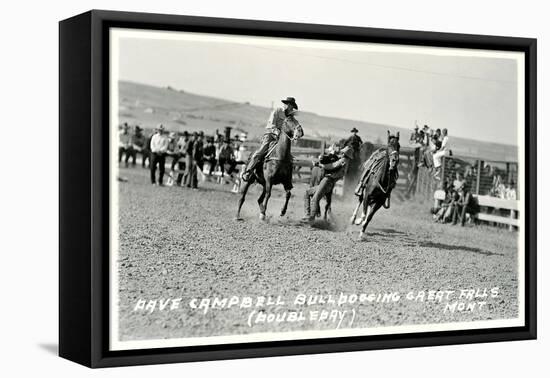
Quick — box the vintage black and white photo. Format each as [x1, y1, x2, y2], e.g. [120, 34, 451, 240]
[108, 28, 525, 351]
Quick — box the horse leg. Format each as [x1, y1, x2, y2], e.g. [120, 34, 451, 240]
[259, 180, 272, 221]
[236, 179, 253, 220]
[350, 193, 363, 225]
[356, 189, 374, 225]
[359, 201, 382, 240]
[324, 192, 332, 221]
[257, 184, 266, 215]
[280, 189, 291, 216]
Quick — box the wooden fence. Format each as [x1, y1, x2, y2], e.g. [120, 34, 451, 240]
[434, 190, 518, 230]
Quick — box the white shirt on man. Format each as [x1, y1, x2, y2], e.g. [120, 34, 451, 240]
[150, 132, 169, 153]
[440, 135, 450, 152]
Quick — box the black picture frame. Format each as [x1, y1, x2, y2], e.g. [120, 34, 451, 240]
[59, 9, 537, 368]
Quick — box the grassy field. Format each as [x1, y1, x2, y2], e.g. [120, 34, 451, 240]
[116, 166, 519, 342]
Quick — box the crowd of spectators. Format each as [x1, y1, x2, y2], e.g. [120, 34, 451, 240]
[409, 123, 451, 180]
[432, 172, 479, 226]
[118, 122, 246, 188]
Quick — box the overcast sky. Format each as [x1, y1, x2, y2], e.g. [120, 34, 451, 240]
[117, 32, 520, 146]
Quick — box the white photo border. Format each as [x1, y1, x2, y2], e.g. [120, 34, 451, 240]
[108, 27, 526, 351]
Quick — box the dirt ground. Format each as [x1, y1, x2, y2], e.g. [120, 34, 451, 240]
[116, 167, 519, 342]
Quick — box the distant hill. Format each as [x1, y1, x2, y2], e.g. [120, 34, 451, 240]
[118, 80, 518, 162]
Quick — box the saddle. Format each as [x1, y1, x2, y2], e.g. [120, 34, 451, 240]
[355, 148, 397, 196]
[264, 140, 296, 162]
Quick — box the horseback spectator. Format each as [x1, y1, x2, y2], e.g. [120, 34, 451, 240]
[345, 127, 363, 154]
[304, 146, 354, 222]
[242, 96, 300, 181]
[149, 125, 170, 186]
[344, 127, 363, 196]
[118, 123, 132, 167]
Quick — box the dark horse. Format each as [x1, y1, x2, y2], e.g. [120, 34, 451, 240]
[350, 131, 400, 239]
[236, 119, 303, 220]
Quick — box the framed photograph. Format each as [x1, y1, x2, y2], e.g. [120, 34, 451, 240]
[59, 10, 536, 368]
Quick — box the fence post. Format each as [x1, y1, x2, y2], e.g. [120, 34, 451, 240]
[509, 210, 515, 231]
[476, 160, 482, 195]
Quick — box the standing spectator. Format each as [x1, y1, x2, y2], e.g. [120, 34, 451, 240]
[118, 123, 132, 167]
[194, 131, 205, 172]
[184, 132, 196, 187]
[214, 129, 224, 146]
[405, 146, 421, 199]
[173, 131, 189, 185]
[166, 132, 178, 171]
[185, 132, 205, 189]
[234, 140, 247, 165]
[130, 126, 146, 167]
[218, 138, 235, 179]
[203, 137, 217, 175]
[142, 131, 153, 168]
[149, 125, 169, 186]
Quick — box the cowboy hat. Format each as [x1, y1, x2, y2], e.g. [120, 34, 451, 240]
[281, 97, 298, 110]
[350, 127, 359, 133]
